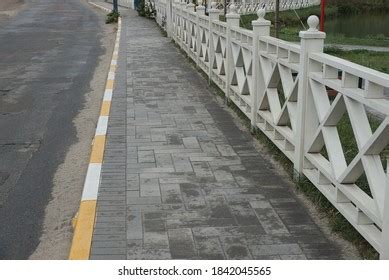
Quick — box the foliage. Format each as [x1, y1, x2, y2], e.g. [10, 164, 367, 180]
[106, 10, 120, 24]
[235, 5, 389, 47]
[325, 48, 389, 74]
[271, 27, 389, 47]
[137, 0, 155, 18]
[328, 0, 389, 15]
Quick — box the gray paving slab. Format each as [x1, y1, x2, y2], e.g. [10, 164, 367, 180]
[91, 9, 344, 260]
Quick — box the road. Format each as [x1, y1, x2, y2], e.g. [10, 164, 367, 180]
[0, 0, 115, 259]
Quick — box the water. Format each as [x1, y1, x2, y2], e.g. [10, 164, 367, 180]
[325, 13, 389, 38]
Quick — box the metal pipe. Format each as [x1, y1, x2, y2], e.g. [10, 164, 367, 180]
[320, 0, 325, 32]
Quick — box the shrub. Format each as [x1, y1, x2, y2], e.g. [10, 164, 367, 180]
[137, 0, 155, 18]
[106, 10, 120, 24]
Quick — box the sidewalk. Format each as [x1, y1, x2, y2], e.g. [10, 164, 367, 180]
[89, 9, 344, 260]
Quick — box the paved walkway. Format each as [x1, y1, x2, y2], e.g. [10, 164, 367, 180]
[89, 10, 344, 260]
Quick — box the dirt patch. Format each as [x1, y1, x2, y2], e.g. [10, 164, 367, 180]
[28, 1, 117, 259]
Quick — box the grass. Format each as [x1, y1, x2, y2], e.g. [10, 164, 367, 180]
[327, 0, 389, 15]
[234, 5, 389, 47]
[265, 26, 389, 47]
[232, 11, 389, 75]
[324, 48, 389, 74]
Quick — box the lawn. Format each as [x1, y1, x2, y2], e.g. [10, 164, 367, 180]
[235, 5, 389, 47]
[324, 48, 389, 74]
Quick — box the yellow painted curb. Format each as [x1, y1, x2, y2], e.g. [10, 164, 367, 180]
[69, 200, 97, 260]
[69, 3, 122, 260]
[90, 135, 106, 164]
[100, 101, 111, 116]
[106, 79, 114, 90]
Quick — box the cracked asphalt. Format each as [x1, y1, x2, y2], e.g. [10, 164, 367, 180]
[0, 0, 108, 259]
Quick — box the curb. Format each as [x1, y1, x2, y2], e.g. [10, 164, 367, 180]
[68, 5, 122, 260]
[89, 1, 112, 13]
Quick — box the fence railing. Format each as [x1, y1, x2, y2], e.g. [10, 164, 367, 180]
[217, 0, 320, 14]
[154, 0, 389, 259]
[155, 0, 320, 16]
[155, 0, 168, 28]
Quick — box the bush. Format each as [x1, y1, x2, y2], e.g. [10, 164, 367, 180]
[329, 0, 389, 14]
[137, 0, 155, 18]
[106, 10, 120, 24]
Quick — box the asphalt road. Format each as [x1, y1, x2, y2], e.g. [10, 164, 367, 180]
[0, 0, 106, 259]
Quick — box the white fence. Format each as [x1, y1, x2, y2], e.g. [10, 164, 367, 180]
[154, 0, 389, 259]
[217, 0, 320, 14]
[155, 0, 320, 15]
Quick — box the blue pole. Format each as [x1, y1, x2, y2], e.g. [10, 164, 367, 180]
[113, 0, 118, 12]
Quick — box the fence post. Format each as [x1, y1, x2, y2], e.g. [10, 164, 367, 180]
[381, 155, 389, 259]
[177, 0, 185, 47]
[166, 0, 173, 37]
[173, 0, 179, 41]
[186, 2, 195, 53]
[294, 15, 325, 177]
[251, 9, 270, 132]
[225, 2, 240, 103]
[208, 2, 220, 84]
[196, 4, 206, 68]
[187, 2, 195, 11]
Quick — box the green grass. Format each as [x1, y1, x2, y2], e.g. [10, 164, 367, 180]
[232, 9, 389, 74]
[295, 109, 386, 260]
[325, 34, 389, 48]
[325, 48, 389, 74]
[269, 26, 389, 47]
[327, 0, 389, 15]
[105, 10, 120, 24]
[235, 5, 389, 47]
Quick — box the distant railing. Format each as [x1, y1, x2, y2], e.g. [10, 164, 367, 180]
[155, 0, 168, 28]
[154, 0, 389, 259]
[155, 0, 320, 16]
[217, 0, 320, 14]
